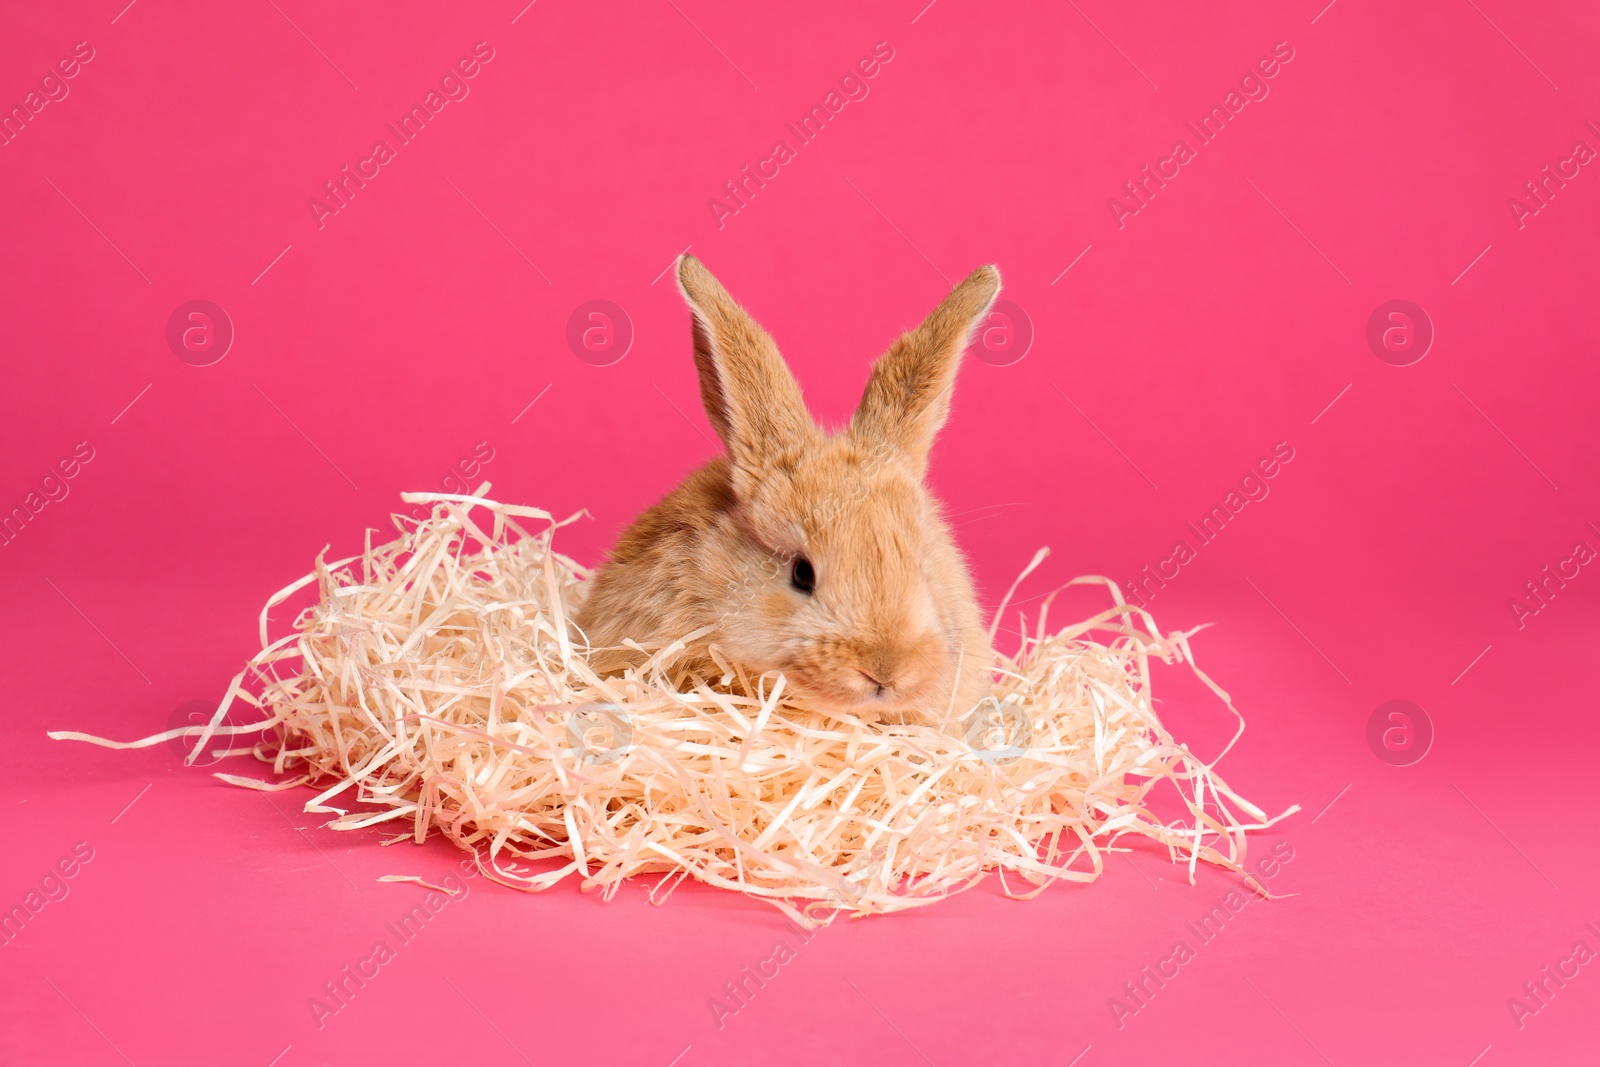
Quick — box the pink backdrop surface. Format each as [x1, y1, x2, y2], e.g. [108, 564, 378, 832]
[3, 1, 1598, 1064]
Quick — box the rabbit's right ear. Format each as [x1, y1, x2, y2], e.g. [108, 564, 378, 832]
[676, 255, 815, 493]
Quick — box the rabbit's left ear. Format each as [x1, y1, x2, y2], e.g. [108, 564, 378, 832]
[851, 265, 1000, 474]
[677, 255, 815, 493]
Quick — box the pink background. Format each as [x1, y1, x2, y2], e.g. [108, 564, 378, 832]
[3, 1, 1598, 1063]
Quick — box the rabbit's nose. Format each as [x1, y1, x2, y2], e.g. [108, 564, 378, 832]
[858, 669, 889, 696]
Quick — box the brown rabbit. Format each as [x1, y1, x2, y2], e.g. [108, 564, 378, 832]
[575, 255, 998, 721]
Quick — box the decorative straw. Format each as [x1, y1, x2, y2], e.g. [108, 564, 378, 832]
[54, 487, 1295, 925]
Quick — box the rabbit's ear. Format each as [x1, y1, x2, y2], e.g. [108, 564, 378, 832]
[852, 265, 1000, 473]
[677, 255, 814, 487]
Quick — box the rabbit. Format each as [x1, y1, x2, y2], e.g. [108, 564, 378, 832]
[574, 254, 999, 722]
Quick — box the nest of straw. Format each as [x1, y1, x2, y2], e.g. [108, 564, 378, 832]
[61, 489, 1293, 923]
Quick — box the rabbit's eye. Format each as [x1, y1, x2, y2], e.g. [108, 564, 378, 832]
[790, 555, 816, 595]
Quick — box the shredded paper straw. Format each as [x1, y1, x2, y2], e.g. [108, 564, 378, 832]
[56, 488, 1295, 925]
